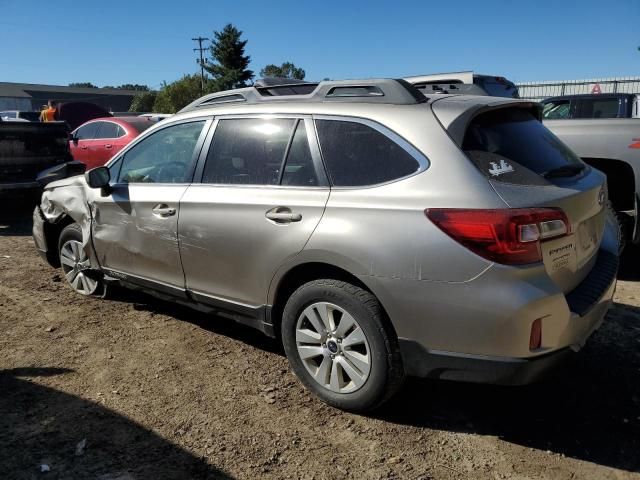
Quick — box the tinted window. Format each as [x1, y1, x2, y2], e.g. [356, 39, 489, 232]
[95, 122, 119, 139]
[281, 122, 319, 186]
[0, 111, 17, 119]
[463, 108, 583, 185]
[19, 111, 40, 121]
[315, 119, 420, 187]
[125, 119, 154, 133]
[542, 100, 571, 119]
[575, 98, 620, 119]
[75, 122, 100, 140]
[117, 121, 205, 184]
[475, 77, 520, 98]
[203, 118, 295, 185]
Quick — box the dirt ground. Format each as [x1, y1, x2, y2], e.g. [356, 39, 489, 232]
[1, 200, 639, 480]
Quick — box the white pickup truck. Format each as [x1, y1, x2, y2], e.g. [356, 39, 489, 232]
[541, 93, 640, 247]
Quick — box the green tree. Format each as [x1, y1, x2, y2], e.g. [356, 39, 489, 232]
[104, 84, 150, 91]
[68, 82, 97, 88]
[203, 24, 253, 91]
[259, 62, 305, 80]
[129, 91, 158, 112]
[152, 75, 206, 113]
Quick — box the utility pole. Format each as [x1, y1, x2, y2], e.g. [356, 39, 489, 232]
[192, 36, 209, 93]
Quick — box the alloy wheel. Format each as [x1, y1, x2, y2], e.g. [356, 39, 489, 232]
[60, 239, 98, 295]
[295, 302, 371, 394]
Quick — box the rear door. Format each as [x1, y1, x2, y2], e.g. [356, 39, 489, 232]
[91, 119, 209, 293]
[179, 115, 329, 310]
[460, 107, 608, 292]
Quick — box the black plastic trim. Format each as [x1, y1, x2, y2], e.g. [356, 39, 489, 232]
[399, 339, 572, 385]
[565, 249, 618, 317]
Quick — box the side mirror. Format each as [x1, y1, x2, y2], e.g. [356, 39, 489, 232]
[85, 166, 111, 189]
[69, 132, 78, 145]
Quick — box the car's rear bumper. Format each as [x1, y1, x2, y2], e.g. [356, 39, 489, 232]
[398, 340, 573, 385]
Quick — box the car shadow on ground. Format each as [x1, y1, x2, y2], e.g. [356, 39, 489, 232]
[377, 301, 640, 473]
[0, 367, 233, 480]
[107, 287, 284, 356]
[0, 195, 38, 237]
[618, 243, 640, 281]
[111, 288, 640, 473]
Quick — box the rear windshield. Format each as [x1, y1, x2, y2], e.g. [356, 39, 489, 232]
[124, 119, 154, 133]
[475, 77, 519, 98]
[462, 108, 583, 185]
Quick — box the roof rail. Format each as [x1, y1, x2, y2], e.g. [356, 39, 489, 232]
[179, 78, 427, 113]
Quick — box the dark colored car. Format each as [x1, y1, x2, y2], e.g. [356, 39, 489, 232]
[69, 117, 153, 169]
[541, 93, 640, 120]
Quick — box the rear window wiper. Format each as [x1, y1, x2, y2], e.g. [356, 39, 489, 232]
[542, 164, 585, 179]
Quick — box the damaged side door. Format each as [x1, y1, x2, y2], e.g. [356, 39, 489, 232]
[91, 119, 210, 295]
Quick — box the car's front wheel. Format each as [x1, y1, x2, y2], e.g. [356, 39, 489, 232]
[58, 223, 101, 296]
[281, 279, 404, 412]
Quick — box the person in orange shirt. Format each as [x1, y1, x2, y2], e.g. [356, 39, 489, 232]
[40, 100, 57, 122]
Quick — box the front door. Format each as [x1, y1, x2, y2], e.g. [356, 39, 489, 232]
[179, 116, 330, 310]
[70, 121, 100, 164]
[91, 119, 209, 294]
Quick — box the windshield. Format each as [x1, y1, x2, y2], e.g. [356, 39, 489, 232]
[475, 76, 519, 98]
[462, 108, 583, 185]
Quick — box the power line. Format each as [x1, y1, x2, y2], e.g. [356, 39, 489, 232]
[192, 36, 210, 93]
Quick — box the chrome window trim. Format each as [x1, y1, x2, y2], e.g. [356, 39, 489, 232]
[312, 114, 430, 190]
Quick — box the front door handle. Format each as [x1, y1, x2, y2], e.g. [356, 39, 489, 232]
[265, 207, 302, 224]
[152, 204, 176, 217]
[80, 145, 88, 150]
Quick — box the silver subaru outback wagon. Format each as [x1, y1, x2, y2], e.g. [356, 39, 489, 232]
[33, 78, 619, 411]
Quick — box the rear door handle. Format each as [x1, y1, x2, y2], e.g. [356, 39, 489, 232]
[265, 207, 302, 224]
[152, 204, 176, 217]
[105, 144, 112, 149]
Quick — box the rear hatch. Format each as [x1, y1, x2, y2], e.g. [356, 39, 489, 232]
[0, 122, 71, 184]
[437, 102, 607, 293]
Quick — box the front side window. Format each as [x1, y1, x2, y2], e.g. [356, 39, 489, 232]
[117, 121, 205, 184]
[75, 122, 100, 140]
[202, 118, 295, 185]
[315, 119, 421, 187]
[542, 100, 571, 119]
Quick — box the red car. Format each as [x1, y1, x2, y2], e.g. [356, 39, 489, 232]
[69, 117, 153, 169]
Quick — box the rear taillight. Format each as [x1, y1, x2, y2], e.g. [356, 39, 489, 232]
[629, 138, 640, 149]
[425, 208, 570, 265]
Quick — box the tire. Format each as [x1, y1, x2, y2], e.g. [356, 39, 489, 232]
[607, 203, 627, 253]
[281, 279, 404, 412]
[58, 223, 102, 296]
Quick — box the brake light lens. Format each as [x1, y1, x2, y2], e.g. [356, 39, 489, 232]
[629, 138, 640, 149]
[530, 318, 542, 350]
[425, 208, 570, 265]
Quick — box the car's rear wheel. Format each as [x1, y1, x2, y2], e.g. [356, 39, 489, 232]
[281, 279, 404, 412]
[58, 223, 101, 296]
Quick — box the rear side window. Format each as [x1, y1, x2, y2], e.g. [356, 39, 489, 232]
[315, 119, 420, 187]
[463, 108, 583, 185]
[574, 98, 620, 119]
[75, 122, 99, 140]
[281, 122, 319, 187]
[203, 118, 295, 185]
[95, 122, 119, 139]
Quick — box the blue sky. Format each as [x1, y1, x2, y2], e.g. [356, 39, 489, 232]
[1, 0, 638, 88]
